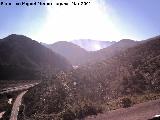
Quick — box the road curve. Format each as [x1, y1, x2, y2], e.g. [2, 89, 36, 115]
[86, 99, 160, 120]
[10, 91, 27, 120]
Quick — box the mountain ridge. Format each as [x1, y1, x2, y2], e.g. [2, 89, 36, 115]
[46, 41, 89, 65]
[0, 34, 72, 80]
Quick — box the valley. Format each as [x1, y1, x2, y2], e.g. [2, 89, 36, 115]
[0, 34, 160, 120]
[1, 0, 160, 119]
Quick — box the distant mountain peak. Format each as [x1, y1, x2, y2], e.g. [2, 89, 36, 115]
[119, 39, 135, 43]
[71, 39, 116, 51]
[50, 41, 86, 51]
[4, 34, 32, 40]
[47, 41, 88, 65]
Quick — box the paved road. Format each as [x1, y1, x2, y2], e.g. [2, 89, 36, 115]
[86, 99, 160, 120]
[10, 91, 27, 120]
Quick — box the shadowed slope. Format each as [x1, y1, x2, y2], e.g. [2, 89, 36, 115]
[0, 34, 72, 80]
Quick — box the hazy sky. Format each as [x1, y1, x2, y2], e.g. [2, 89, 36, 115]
[0, 0, 160, 43]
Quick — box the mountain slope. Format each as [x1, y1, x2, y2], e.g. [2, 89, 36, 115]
[73, 36, 160, 98]
[47, 39, 139, 66]
[22, 36, 160, 120]
[48, 41, 89, 65]
[89, 39, 139, 63]
[0, 34, 72, 80]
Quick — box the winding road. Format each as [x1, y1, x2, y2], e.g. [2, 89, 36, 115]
[10, 91, 27, 120]
[86, 99, 160, 120]
[0, 83, 39, 94]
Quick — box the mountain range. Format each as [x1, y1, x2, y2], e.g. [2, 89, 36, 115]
[46, 39, 139, 66]
[21, 35, 160, 120]
[1, 34, 160, 120]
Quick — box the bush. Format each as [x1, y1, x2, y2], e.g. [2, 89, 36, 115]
[121, 97, 132, 108]
[62, 110, 75, 120]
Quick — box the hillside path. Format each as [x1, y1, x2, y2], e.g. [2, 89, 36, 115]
[86, 99, 160, 120]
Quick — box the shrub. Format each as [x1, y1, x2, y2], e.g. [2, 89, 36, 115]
[62, 110, 75, 120]
[121, 97, 132, 108]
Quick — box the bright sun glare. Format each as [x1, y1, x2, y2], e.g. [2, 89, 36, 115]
[94, 43, 101, 50]
[33, 0, 122, 43]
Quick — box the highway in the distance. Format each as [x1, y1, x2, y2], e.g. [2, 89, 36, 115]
[0, 83, 39, 94]
[0, 82, 39, 120]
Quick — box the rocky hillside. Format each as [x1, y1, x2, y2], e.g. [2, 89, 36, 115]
[72, 36, 160, 99]
[22, 36, 160, 120]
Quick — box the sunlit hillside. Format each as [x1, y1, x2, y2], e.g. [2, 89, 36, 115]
[21, 36, 160, 120]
